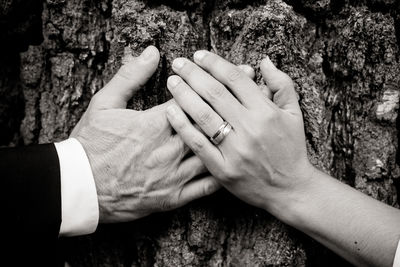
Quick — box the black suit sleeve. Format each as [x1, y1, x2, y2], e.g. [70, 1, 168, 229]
[1, 143, 62, 266]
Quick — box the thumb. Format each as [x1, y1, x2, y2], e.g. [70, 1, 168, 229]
[260, 57, 300, 115]
[92, 46, 160, 109]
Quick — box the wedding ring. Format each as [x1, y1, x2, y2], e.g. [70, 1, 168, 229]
[210, 121, 232, 145]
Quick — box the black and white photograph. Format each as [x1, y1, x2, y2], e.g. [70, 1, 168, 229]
[1, 0, 400, 266]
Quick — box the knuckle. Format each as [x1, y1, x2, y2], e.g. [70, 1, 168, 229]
[260, 110, 280, 125]
[190, 136, 205, 154]
[216, 164, 235, 182]
[160, 198, 173, 211]
[193, 161, 207, 176]
[175, 171, 187, 185]
[202, 181, 215, 196]
[236, 145, 253, 161]
[220, 168, 236, 183]
[174, 117, 187, 131]
[173, 137, 185, 155]
[227, 67, 243, 82]
[215, 170, 228, 181]
[273, 72, 294, 92]
[116, 60, 148, 87]
[174, 86, 189, 99]
[149, 151, 166, 167]
[117, 62, 136, 80]
[206, 84, 226, 102]
[196, 111, 213, 127]
[273, 90, 285, 105]
[181, 63, 195, 77]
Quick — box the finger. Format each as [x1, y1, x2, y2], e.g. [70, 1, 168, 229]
[92, 46, 160, 109]
[236, 65, 273, 100]
[149, 99, 176, 112]
[176, 176, 221, 206]
[172, 58, 245, 125]
[167, 75, 224, 138]
[175, 156, 207, 185]
[238, 65, 255, 80]
[166, 104, 224, 171]
[145, 135, 186, 169]
[193, 50, 267, 109]
[236, 64, 273, 100]
[260, 84, 273, 100]
[260, 57, 301, 115]
[174, 135, 191, 157]
[149, 100, 207, 155]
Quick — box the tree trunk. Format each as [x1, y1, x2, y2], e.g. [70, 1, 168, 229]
[1, 0, 400, 266]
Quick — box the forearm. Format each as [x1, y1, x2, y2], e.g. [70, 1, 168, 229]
[1, 144, 62, 265]
[275, 167, 400, 267]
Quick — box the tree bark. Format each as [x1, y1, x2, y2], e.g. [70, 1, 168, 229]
[1, 0, 400, 266]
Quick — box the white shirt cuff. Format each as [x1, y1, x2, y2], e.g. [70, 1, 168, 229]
[394, 240, 400, 267]
[55, 138, 99, 236]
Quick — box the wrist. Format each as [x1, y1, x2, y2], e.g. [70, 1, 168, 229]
[55, 138, 99, 236]
[263, 162, 322, 227]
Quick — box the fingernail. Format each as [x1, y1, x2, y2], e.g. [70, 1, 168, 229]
[173, 58, 185, 69]
[167, 76, 181, 88]
[142, 46, 155, 60]
[167, 105, 178, 116]
[194, 51, 207, 62]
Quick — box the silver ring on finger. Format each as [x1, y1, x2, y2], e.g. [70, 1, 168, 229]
[210, 121, 232, 145]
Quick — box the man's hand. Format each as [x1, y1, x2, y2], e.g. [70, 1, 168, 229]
[164, 51, 312, 217]
[71, 46, 220, 223]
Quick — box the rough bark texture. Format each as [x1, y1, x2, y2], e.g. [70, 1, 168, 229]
[1, 0, 400, 266]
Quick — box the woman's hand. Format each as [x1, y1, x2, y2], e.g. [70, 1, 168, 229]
[165, 51, 315, 217]
[165, 51, 400, 267]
